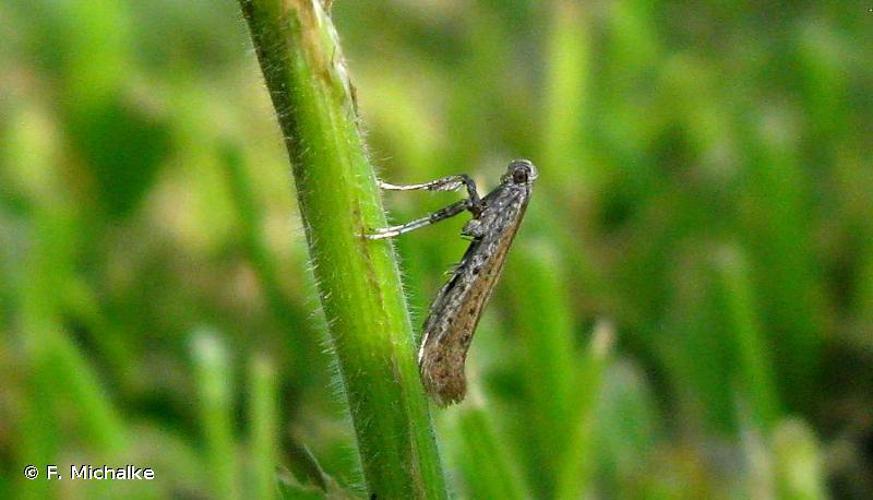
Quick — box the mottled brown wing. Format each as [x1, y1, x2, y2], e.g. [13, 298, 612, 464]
[417, 185, 530, 405]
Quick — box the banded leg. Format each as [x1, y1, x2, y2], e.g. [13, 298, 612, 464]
[367, 199, 473, 240]
[378, 174, 480, 206]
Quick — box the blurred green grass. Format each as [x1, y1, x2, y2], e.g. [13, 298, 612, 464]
[1, 0, 871, 498]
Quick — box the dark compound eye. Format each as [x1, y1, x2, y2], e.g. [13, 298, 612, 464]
[512, 166, 529, 183]
[506, 160, 537, 184]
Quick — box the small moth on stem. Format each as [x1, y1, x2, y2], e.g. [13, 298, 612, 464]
[368, 160, 538, 405]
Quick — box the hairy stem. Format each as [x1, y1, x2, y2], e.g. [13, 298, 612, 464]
[237, 1, 446, 497]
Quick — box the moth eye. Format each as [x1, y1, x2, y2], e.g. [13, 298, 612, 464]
[512, 167, 529, 183]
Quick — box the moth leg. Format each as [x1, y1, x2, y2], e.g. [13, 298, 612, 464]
[461, 218, 487, 238]
[366, 199, 472, 239]
[378, 174, 480, 205]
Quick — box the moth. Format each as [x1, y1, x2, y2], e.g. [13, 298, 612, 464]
[368, 160, 537, 405]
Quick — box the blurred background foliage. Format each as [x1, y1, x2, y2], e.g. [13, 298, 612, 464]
[1, 0, 871, 498]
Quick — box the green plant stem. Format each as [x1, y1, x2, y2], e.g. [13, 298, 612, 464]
[192, 332, 240, 500]
[237, 1, 445, 497]
[249, 354, 279, 500]
[543, 0, 593, 199]
[502, 240, 575, 494]
[18, 210, 128, 498]
[714, 247, 781, 431]
[219, 143, 320, 391]
[555, 320, 614, 500]
[454, 403, 530, 500]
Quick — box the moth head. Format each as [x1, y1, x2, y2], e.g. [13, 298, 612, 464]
[504, 159, 538, 185]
